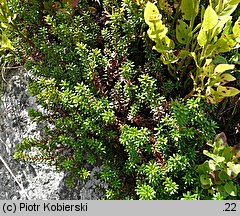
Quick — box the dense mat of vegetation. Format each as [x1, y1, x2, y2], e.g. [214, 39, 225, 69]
[0, 0, 239, 199]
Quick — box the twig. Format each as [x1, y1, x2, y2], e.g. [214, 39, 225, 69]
[0, 154, 31, 200]
[1, 62, 7, 83]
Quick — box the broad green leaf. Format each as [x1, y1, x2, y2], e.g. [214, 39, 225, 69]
[218, 171, 230, 182]
[178, 50, 190, 58]
[203, 150, 225, 163]
[216, 85, 240, 97]
[202, 6, 218, 31]
[176, 19, 191, 44]
[216, 73, 236, 85]
[217, 185, 229, 199]
[200, 174, 212, 186]
[212, 144, 225, 155]
[233, 18, 240, 37]
[198, 161, 211, 174]
[213, 56, 228, 64]
[197, 28, 208, 46]
[214, 64, 235, 75]
[222, 146, 233, 162]
[224, 181, 237, 196]
[180, 0, 199, 20]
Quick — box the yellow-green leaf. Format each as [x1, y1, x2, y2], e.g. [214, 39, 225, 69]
[206, 84, 240, 104]
[233, 18, 240, 37]
[197, 28, 208, 46]
[212, 34, 237, 53]
[212, 15, 232, 38]
[144, 1, 161, 26]
[217, 85, 240, 97]
[214, 64, 235, 75]
[207, 96, 224, 104]
[144, 1, 169, 41]
[160, 52, 178, 64]
[203, 150, 225, 162]
[228, 0, 240, 4]
[203, 59, 214, 75]
[206, 86, 225, 104]
[220, 5, 238, 17]
[202, 6, 218, 31]
[1, 22, 8, 28]
[208, 160, 217, 170]
[1, 32, 13, 50]
[216, 73, 236, 85]
[154, 36, 175, 53]
[204, 44, 218, 58]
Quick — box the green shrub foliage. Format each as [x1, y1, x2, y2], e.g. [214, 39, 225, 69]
[198, 132, 240, 199]
[5, 0, 239, 199]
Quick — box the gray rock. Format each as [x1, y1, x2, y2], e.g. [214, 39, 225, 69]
[0, 67, 106, 200]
